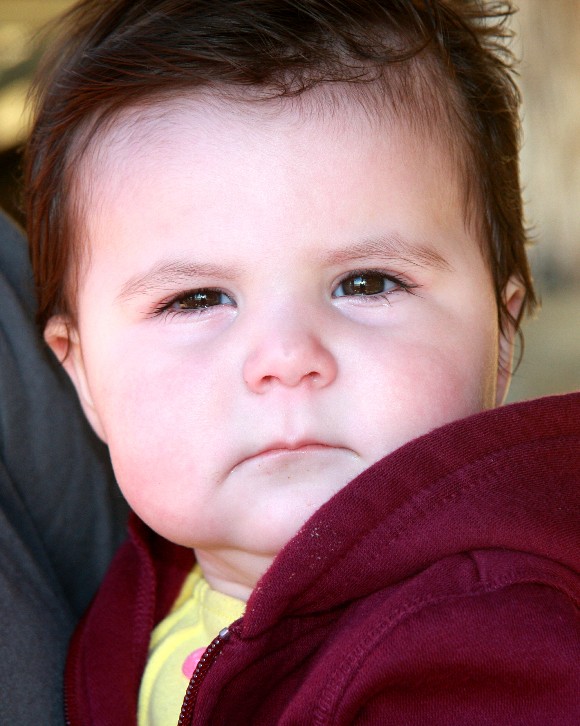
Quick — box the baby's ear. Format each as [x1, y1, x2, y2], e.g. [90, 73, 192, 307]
[496, 277, 525, 406]
[44, 316, 107, 442]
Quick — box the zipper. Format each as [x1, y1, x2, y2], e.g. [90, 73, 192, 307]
[177, 626, 231, 725]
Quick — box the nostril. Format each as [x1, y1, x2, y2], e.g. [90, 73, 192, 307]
[259, 370, 319, 389]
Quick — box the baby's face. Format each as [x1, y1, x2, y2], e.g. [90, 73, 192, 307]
[52, 96, 512, 598]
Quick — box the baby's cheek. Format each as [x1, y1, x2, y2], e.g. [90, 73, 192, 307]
[97, 369, 183, 474]
[107, 424, 206, 544]
[383, 341, 492, 433]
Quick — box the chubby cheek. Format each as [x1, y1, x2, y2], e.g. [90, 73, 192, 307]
[354, 322, 499, 454]
[87, 341, 233, 528]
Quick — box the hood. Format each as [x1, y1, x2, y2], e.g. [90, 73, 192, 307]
[243, 392, 580, 635]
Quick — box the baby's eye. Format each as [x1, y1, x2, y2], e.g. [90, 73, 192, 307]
[173, 290, 233, 309]
[333, 272, 400, 297]
[158, 288, 236, 316]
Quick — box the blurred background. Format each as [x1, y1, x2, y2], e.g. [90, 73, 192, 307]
[0, 0, 578, 401]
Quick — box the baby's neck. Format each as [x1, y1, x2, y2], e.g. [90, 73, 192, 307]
[194, 546, 275, 601]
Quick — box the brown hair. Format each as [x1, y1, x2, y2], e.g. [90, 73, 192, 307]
[25, 0, 537, 344]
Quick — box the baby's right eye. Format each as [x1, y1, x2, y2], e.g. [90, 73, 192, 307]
[155, 289, 236, 317]
[172, 290, 233, 310]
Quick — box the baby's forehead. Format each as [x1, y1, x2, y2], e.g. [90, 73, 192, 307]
[76, 90, 480, 258]
[72, 87, 482, 288]
[80, 86, 467, 192]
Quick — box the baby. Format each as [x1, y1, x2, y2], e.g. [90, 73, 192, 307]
[25, 0, 579, 724]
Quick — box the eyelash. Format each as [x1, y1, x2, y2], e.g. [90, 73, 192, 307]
[151, 270, 419, 319]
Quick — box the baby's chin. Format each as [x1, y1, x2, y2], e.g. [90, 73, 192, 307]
[139, 448, 362, 556]
[224, 447, 366, 542]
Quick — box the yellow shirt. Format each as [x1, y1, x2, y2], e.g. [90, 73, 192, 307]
[138, 565, 245, 726]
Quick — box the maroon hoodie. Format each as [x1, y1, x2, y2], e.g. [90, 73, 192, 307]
[66, 393, 580, 725]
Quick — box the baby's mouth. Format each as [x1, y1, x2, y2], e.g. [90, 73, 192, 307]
[231, 440, 356, 473]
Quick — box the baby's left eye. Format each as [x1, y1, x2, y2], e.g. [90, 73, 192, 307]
[333, 272, 400, 297]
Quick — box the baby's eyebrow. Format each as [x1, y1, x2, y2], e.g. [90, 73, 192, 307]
[117, 234, 452, 302]
[323, 234, 453, 271]
[117, 260, 238, 301]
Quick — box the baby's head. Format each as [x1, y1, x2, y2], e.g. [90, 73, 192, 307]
[26, 0, 536, 597]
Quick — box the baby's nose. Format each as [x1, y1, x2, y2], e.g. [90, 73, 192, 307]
[242, 328, 337, 393]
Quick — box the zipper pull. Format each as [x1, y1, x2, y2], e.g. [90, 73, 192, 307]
[178, 627, 231, 725]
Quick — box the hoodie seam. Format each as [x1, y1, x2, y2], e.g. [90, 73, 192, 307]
[313, 572, 575, 725]
[308, 432, 579, 599]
